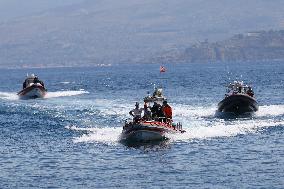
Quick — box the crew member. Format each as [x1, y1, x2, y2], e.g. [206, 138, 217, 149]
[23, 80, 27, 89]
[34, 76, 40, 84]
[151, 102, 161, 119]
[162, 100, 172, 122]
[157, 105, 165, 122]
[238, 86, 242, 93]
[129, 102, 143, 123]
[34, 76, 45, 88]
[246, 86, 254, 97]
[143, 103, 152, 121]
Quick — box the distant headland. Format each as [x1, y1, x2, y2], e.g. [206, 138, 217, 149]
[155, 30, 284, 63]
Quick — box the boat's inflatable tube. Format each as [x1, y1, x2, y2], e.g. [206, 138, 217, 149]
[218, 94, 258, 114]
[121, 121, 184, 142]
[17, 84, 47, 99]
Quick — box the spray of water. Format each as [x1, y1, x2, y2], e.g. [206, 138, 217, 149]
[70, 101, 284, 144]
[170, 119, 284, 141]
[0, 90, 88, 101]
[67, 125, 121, 145]
[0, 92, 19, 100]
[256, 105, 284, 117]
[45, 90, 89, 99]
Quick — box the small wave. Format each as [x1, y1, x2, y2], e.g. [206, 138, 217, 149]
[59, 81, 71, 84]
[85, 99, 132, 119]
[173, 104, 216, 118]
[67, 125, 121, 144]
[45, 90, 89, 99]
[0, 92, 19, 100]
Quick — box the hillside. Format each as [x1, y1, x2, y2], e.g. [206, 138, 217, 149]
[157, 30, 284, 63]
[0, 0, 284, 67]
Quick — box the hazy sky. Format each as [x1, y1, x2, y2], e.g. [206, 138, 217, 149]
[0, 0, 85, 22]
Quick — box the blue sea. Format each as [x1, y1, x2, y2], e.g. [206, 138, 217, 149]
[0, 62, 283, 188]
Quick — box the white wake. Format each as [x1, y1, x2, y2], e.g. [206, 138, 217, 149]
[44, 90, 89, 99]
[171, 120, 284, 141]
[67, 126, 121, 145]
[256, 105, 284, 117]
[69, 102, 284, 144]
[0, 92, 19, 100]
[0, 90, 88, 100]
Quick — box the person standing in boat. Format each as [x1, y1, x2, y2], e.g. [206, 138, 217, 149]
[162, 100, 172, 123]
[143, 103, 152, 121]
[22, 80, 27, 89]
[246, 86, 254, 97]
[157, 105, 166, 122]
[129, 102, 144, 123]
[238, 86, 242, 93]
[34, 76, 45, 88]
[151, 102, 163, 120]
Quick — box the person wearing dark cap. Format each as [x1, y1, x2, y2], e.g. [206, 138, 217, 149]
[162, 100, 172, 122]
[129, 102, 144, 123]
[151, 102, 161, 119]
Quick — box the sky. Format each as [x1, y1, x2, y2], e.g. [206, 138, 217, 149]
[0, 0, 85, 22]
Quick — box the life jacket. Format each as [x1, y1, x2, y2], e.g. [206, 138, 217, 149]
[163, 105, 172, 118]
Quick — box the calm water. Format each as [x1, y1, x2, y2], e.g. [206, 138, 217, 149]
[0, 62, 283, 188]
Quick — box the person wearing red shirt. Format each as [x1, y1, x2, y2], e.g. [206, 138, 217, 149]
[162, 101, 172, 122]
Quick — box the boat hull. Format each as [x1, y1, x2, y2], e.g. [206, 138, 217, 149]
[121, 121, 183, 142]
[218, 94, 258, 115]
[18, 84, 47, 99]
[123, 130, 166, 142]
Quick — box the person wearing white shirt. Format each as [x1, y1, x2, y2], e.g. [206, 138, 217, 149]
[129, 102, 144, 122]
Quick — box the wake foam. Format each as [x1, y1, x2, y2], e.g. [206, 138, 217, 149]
[256, 105, 284, 117]
[67, 125, 121, 145]
[45, 90, 88, 99]
[170, 120, 284, 141]
[69, 120, 284, 145]
[173, 104, 284, 122]
[69, 103, 284, 145]
[0, 92, 19, 100]
[0, 90, 88, 100]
